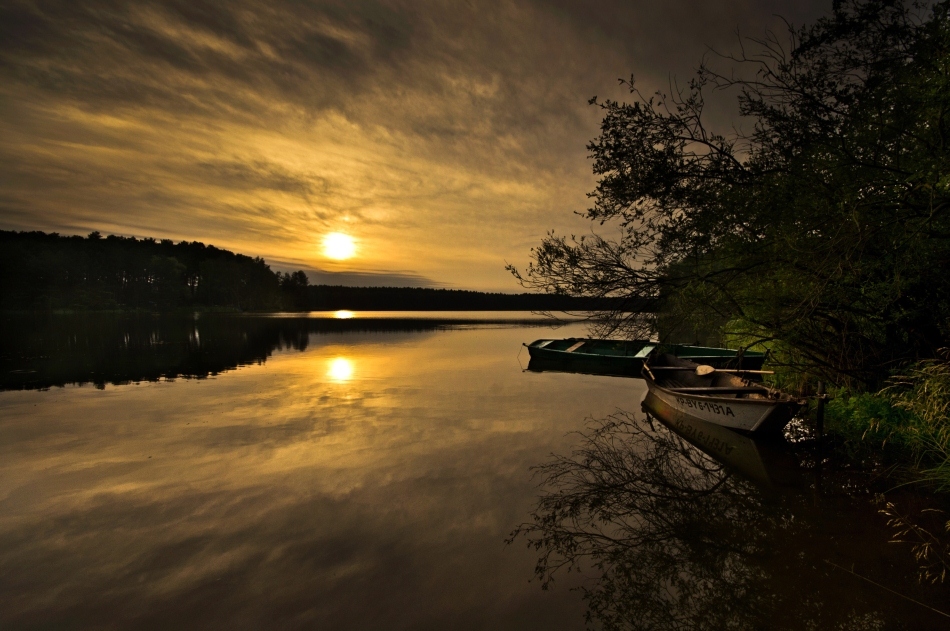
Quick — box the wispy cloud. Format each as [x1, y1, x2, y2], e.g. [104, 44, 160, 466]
[0, 0, 828, 290]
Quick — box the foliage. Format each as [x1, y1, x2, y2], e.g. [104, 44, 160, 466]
[510, 0, 950, 387]
[0, 230, 292, 311]
[826, 390, 914, 444]
[827, 355, 950, 489]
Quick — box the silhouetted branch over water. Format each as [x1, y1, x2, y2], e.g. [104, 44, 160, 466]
[510, 0, 950, 387]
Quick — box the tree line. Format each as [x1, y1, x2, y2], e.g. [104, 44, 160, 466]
[0, 230, 286, 311]
[0, 230, 616, 312]
[306, 285, 629, 311]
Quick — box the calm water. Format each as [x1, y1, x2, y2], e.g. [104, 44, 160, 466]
[1, 313, 948, 629]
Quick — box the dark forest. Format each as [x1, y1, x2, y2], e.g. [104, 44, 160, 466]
[0, 230, 612, 312]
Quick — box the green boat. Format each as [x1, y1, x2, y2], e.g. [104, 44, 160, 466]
[524, 338, 766, 378]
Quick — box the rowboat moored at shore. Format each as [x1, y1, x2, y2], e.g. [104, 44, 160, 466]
[641, 353, 801, 434]
[524, 338, 766, 377]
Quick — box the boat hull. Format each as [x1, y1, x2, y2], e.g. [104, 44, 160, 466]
[643, 391, 774, 485]
[642, 383, 797, 434]
[524, 338, 765, 378]
[525, 339, 655, 377]
[526, 355, 649, 377]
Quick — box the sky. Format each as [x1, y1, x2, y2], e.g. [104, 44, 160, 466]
[0, 0, 829, 291]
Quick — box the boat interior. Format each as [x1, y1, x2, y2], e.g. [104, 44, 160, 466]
[530, 338, 655, 357]
[647, 353, 773, 399]
[529, 338, 765, 365]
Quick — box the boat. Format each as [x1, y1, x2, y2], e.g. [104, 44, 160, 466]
[525, 338, 655, 377]
[524, 338, 765, 378]
[641, 353, 801, 434]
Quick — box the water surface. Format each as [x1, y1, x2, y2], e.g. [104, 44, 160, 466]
[0, 313, 625, 629]
[1, 313, 948, 629]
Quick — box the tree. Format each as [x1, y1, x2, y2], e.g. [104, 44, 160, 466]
[510, 0, 950, 387]
[278, 270, 311, 311]
[0, 230, 285, 311]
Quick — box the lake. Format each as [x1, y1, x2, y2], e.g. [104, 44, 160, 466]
[1, 312, 948, 629]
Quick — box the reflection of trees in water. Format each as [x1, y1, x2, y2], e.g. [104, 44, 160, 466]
[512, 412, 948, 630]
[0, 314, 450, 390]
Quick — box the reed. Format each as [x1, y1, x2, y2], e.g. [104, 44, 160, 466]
[826, 357, 950, 491]
[824, 358, 950, 583]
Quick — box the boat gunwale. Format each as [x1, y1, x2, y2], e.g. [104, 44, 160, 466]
[531, 349, 649, 360]
[526, 339, 766, 359]
[644, 379, 793, 406]
[642, 353, 799, 406]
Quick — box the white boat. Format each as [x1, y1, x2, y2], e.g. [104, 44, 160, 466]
[642, 354, 802, 434]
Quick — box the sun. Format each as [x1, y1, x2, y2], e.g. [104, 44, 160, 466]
[323, 232, 356, 260]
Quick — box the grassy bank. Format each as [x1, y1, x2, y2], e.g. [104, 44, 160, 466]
[820, 358, 950, 583]
[825, 358, 950, 492]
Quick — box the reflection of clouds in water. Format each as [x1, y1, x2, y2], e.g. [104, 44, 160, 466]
[327, 357, 354, 382]
[0, 324, 613, 628]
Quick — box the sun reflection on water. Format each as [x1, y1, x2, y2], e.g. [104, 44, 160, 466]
[327, 357, 354, 382]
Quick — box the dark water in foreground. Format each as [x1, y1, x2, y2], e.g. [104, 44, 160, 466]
[1, 313, 948, 629]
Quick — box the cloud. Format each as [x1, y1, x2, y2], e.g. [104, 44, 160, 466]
[294, 268, 442, 288]
[0, 0, 417, 114]
[0, 0, 831, 290]
[192, 159, 325, 195]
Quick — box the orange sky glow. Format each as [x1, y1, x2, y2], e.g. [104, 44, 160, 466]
[0, 0, 827, 290]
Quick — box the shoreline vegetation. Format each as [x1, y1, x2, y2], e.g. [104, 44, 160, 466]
[506, 0, 950, 582]
[0, 229, 629, 313]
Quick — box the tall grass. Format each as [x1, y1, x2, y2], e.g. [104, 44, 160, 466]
[885, 359, 950, 490]
[826, 357, 950, 491]
[821, 358, 950, 583]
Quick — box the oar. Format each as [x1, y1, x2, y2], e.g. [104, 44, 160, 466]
[696, 365, 774, 376]
[650, 365, 775, 376]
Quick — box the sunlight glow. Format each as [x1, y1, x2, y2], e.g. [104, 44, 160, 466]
[323, 232, 356, 260]
[327, 357, 354, 382]
[333, 310, 355, 319]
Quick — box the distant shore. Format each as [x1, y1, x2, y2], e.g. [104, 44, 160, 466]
[0, 230, 639, 313]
